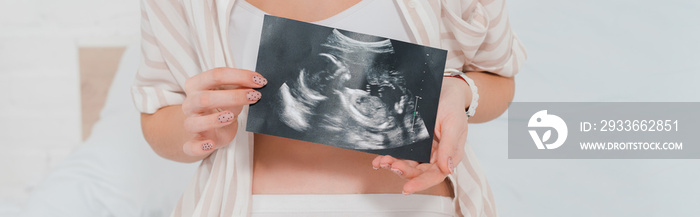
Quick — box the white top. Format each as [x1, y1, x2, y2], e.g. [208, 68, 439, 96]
[250, 194, 454, 217]
[228, 0, 412, 71]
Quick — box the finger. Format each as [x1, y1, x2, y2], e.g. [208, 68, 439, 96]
[371, 155, 382, 170]
[453, 129, 468, 165]
[183, 138, 216, 157]
[185, 68, 267, 92]
[436, 117, 467, 175]
[371, 155, 418, 170]
[387, 160, 422, 179]
[184, 89, 261, 115]
[402, 165, 448, 194]
[430, 138, 439, 164]
[183, 110, 236, 134]
[377, 155, 396, 169]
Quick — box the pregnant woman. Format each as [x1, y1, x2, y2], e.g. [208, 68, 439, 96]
[134, 0, 526, 216]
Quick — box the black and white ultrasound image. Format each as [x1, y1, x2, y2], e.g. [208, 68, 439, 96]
[246, 15, 446, 162]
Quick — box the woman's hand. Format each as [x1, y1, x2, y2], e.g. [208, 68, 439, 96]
[180, 67, 267, 157]
[372, 77, 471, 194]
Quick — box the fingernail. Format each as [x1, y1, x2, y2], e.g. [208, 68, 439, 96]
[391, 168, 403, 176]
[217, 111, 235, 123]
[247, 91, 261, 101]
[202, 142, 214, 151]
[372, 165, 379, 170]
[253, 75, 267, 86]
[380, 164, 391, 169]
[402, 191, 412, 195]
[448, 157, 455, 174]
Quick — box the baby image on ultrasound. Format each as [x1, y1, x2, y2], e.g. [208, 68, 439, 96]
[278, 29, 429, 150]
[247, 15, 446, 162]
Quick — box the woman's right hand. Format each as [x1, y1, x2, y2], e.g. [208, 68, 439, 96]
[180, 67, 267, 157]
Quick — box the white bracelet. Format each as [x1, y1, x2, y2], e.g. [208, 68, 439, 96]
[444, 69, 479, 118]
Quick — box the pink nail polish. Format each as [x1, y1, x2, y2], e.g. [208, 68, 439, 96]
[252, 75, 267, 86]
[391, 168, 403, 176]
[247, 91, 261, 101]
[217, 112, 235, 123]
[448, 157, 454, 173]
[202, 142, 213, 151]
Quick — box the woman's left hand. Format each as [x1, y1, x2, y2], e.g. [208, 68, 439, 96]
[372, 77, 471, 194]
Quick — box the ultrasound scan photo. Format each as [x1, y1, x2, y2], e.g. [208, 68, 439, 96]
[246, 15, 447, 162]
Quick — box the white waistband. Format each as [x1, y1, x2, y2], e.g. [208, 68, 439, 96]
[250, 194, 455, 217]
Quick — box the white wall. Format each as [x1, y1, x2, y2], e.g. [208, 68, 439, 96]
[479, 1, 700, 216]
[0, 0, 140, 207]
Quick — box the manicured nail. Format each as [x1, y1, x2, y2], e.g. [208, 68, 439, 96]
[202, 142, 213, 151]
[391, 168, 403, 176]
[448, 157, 455, 174]
[247, 91, 261, 101]
[253, 75, 267, 86]
[402, 191, 412, 195]
[372, 165, 379, 170]
[380, 164, 391, 169]
[217, 111, 235, 123]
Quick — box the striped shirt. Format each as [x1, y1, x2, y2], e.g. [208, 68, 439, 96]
[132, 0, 526, 216]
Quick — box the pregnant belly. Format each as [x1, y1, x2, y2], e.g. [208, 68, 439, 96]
[252, 133, 453, 197]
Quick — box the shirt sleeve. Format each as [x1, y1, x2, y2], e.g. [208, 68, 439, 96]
[442, 0, 527, 77]
[469, 0, 526, 77]
[131, 0, 187, 114]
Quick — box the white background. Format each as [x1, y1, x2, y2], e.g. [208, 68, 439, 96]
[481, 0, 700, 216]
[0, 0, 140, 208]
